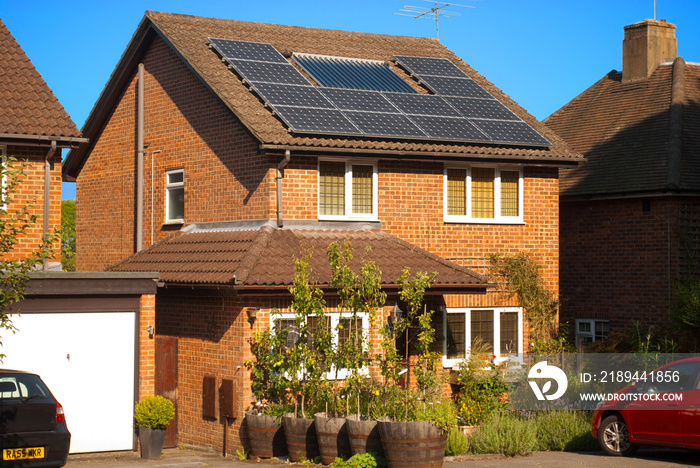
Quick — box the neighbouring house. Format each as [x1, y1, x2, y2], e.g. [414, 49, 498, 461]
[546, 19, 700, 347]
[0, 18, 159, 454]
[62, 11, 582, 453]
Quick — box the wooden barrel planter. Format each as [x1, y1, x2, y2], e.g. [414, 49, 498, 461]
[245, 412, 287, 458]
[314, 412, 352, 464]
[282, 413, 320, 462]
[346, 414, 384, 456]
[377, 419, 447, 468]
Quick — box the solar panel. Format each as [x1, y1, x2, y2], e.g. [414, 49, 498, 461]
[345, 111, 426, 138]
[208, 38, 288, 64]
[471, 119, 551, 146]
[417, 76, 493, 99]
[383, 93, 460, 117]
[274, 106, 360, 134]
[228, 59, 310, 86]
[393, 55, 465, 78]
[294, 54, 416, 93]
[252, 83, 335, 109]
[320, 88, 397, 112]
[411, 115, 490, 142]
[445, 97, 518, 120]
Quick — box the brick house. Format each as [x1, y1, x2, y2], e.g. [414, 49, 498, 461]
[0, 18, 161, 454]
[0, 18, 86, 268]
[63, 11, 581, 453]
[545, 20, 700, 347]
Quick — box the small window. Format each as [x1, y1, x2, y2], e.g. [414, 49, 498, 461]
[444, 166, 523, 223]
[165, 169, 184, 223]
[443, 307, 523, 367]
[319, 160, 377, 220]
[575, 319, 609, 346]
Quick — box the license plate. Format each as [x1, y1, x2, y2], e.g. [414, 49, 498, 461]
[3, 447, 45, 461]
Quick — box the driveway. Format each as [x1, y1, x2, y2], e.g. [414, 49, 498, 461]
[65, 447, 700, 468]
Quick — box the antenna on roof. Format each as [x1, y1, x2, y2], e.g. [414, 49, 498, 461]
[394, 0, 475, 41]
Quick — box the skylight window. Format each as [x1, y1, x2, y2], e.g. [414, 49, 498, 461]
[293, 53, 416, 93]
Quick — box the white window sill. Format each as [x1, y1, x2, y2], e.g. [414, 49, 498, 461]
[444, 216, 525, 225]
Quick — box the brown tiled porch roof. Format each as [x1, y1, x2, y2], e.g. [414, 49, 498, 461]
[107, 225, 488, 292]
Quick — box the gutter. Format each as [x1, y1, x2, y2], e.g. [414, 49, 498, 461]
[276, 150, 291, 228]
[43, 140, 57, 272]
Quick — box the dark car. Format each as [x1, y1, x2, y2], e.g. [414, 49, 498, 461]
[591, 357, 700, 456]
[0, 370, 70, 467]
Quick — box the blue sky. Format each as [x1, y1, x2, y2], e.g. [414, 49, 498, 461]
[2, 0, 699, 200]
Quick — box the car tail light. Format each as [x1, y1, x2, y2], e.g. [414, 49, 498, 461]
[56, 402, 66, 424]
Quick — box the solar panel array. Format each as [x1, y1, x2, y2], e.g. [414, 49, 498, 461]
[207, 38, 550, 147]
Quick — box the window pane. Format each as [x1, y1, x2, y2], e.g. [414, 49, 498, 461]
[351, 165, 373, 214]
[500, 312, 518, 357]
[594, 321, 609, 341]
[500, 170, 519, 217]
[447, 169, 466, 216]
[446, 313, 465, 359]
[307, 315, 331, 346]
[471, 168, 494, 218]
[167, 171, 184, 185]
[279, 319, 299, 348]
[338, 316, 363, 348]
[471, 310, 494, 352]
[168, 187, 184, 221]
[319, 161, 345, 216]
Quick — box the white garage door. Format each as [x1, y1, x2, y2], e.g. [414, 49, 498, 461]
[1, 311, 136, 453]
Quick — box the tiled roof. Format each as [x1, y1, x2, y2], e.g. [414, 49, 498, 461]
[107, 225, 488, 291]
[0, 19, 81, 139]
[545, 60, 700, 196]
[65, 11, 582, 179]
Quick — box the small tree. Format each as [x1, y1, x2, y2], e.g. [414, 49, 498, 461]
[0, 157, 57, 359]
[60, 199, 76, 271]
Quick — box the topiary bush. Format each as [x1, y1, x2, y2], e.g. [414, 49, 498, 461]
[134, 395, 175, 429]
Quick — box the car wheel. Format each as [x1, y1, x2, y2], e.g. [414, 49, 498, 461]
[598, 414, 638, 457]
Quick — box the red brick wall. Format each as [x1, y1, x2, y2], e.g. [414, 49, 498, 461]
[560, 196, 684, 333]
[1, 145, 62, 262]
[75, 36, 272, 271]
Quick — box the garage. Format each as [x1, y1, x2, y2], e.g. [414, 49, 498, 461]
[1, 272, 158, 453]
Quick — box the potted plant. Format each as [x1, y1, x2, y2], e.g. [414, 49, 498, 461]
[134, 395, 175, 459]
[244, 323, 289, 458]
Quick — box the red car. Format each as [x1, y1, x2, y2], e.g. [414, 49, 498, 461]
[591, 357, 700, 456]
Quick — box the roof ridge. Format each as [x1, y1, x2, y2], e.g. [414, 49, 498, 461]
[234, 225, 275, 284]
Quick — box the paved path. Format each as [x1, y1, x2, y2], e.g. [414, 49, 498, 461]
[65, 447, 700, 468]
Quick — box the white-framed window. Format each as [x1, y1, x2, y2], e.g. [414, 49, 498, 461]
[443, 166, 524, 224]
[274, 311, 369, 380]
[442, 307, 523, 368]
[318, 159, 378, 221]
[165, 168, 184, 224]
[575, 319, 609, 346]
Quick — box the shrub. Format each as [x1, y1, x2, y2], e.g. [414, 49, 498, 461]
[134, 395, 175, 429]
[330, 452, 386, 468]
[534, 411, 598, 452]
[470, 412, 536, 457]
[445, 428, 470, 456]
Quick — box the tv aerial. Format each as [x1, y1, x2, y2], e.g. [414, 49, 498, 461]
[395, 0, 475, 41]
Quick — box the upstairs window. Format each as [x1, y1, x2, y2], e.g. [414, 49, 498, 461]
[165, 168, 184, 224]
[444, 166, 523, 223]
[319, 160, 377, 221]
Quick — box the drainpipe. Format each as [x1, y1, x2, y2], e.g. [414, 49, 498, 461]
[276, 150, 290, 228]
[136, 63, 145, 252]
[43, 140, 56, 271]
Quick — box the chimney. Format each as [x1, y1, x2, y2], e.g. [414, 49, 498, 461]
[622, 19, 677, 83]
